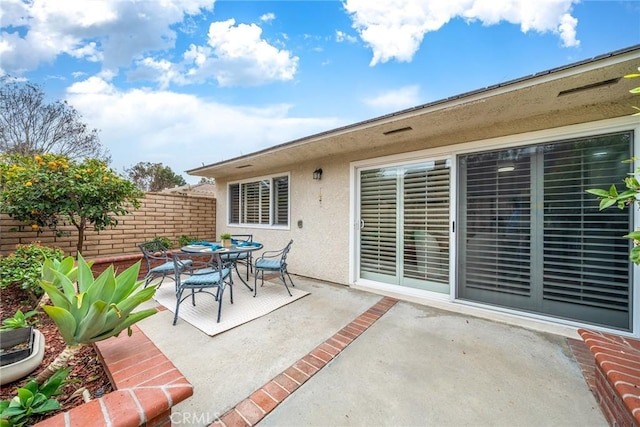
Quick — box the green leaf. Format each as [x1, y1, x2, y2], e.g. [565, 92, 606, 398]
[49, 270, 77, 300]
[75, 300, 109, 343]
[41, 306, 77, 345]
[49, 256, 77, 283]
[630, 245, 640, 265]
[76, 253, 94, 293]
[110, 261, 143, 303]
[586, 188, 610, 197]
[1, 405, 26, 417]
[16, 388, 34, 408]
[31, 399, 60, 414]
[90, 308, 157, 342]
[624, 231, 640, 240]
[39, 368, 70, 398]
[85, 268, 115, 306]
[116, 286, 157, 317]
[598, 198, 617, 210]
[22, 380, 37, 396]
[30, 393, 47, 408]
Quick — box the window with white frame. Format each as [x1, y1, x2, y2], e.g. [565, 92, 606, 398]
[228, 175, 289, 226]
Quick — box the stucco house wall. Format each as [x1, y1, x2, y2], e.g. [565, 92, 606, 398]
[216, 153, 353, 285]
[196, 45, 640, 336]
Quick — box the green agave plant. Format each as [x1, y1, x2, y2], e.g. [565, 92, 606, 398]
[35, 253, 157, 384]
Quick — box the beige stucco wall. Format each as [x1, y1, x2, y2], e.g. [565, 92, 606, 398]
[216, 153, 353, 286]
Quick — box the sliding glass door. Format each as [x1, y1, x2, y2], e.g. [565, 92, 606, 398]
[458, 132, 633, 330]
[359, 159, 450, 293]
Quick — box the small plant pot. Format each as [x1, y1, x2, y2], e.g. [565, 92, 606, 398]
[1, 327, 34, 366]
[0, 327, 45, 385]
[222, 239, 232, 248]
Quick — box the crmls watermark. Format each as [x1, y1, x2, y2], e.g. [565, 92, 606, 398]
[169, 411, 220, 425]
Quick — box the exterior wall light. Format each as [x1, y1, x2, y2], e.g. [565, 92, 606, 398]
[313, 168, 323, 180]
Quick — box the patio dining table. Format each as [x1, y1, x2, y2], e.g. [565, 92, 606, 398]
[180, 241, 263, 291]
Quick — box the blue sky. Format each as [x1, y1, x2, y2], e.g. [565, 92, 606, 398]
[1, 0, 639, 183]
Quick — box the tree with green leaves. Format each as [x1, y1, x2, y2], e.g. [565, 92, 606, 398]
[0, 77, 109, 162]
[0, 153, 144, 255]
[125, 161, 187, 192]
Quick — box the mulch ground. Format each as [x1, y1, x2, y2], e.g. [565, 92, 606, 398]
[0, 285, 113, 425]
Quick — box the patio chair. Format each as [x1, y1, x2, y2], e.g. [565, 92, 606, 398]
[221, 234, 254, 281]
[253, 239, 294, 297]
[139, 240, 191, 289]
[172, 251, 233, 325]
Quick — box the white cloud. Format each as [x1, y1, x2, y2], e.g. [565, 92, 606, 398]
[343, 0, 580, 66]
[336, 30, 358, 43]
[65, 78, 342, 182]
[0, 0, 214, 74]
[260, 13, 276, 23]
[131, 18, 299, 88]
[203, 19, 299, 86]
[364, 85, 421, 112]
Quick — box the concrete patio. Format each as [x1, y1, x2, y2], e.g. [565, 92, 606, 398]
[136, 276, 606, 427]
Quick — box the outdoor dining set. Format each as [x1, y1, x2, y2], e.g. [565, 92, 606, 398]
[138, 236, 295, 325]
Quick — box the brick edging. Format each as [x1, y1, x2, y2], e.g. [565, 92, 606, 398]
[35, 324, 193, 427]
[578, 328, 640, 426]
[211, 296, 398, 426]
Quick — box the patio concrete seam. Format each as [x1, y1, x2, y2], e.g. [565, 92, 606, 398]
[209, 296, 398, 426]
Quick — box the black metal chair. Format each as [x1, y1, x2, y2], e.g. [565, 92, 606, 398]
[253, 239, 294, 297]
[138, 240, 191, 289]
[171, 251, 233, 325]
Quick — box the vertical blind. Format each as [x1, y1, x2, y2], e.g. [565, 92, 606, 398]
[274, 176, 288, 226]
[459, 132, 632, 329]
[403, 161, 450, 283]
[460, 147, 533, 296]
[360, 168, 398, 276]
[360, 161, 450, 286]
[542, 135, 631, 312]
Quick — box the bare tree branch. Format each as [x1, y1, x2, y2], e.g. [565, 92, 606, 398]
[0, 77, 110, 162]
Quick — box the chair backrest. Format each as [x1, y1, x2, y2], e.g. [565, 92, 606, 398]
[138, 241, 171, 269]
[281, 239, 294, 265]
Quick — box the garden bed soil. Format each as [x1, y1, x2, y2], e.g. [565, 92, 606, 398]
[0, 285, 113, 425]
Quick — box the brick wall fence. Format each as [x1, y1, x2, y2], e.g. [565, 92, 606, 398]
[0, 193, 216, 259]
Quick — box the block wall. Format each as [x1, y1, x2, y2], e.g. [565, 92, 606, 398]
[0, 193, 216, 257]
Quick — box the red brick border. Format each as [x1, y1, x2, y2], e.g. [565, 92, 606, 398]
[578, 329, 640, 426]
[36, 324, 193, 427]
[210, 296, 398, 427]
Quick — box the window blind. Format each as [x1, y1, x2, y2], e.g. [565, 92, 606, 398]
[360, 168, 398, 276]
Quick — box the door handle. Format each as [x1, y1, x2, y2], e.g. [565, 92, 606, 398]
[360, 219, 365, 229]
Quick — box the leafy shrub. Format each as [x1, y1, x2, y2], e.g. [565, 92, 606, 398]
[0, 243, 64, 301]
[178, 235, 200, 246]
[0, 368, 69, 426]
[150, 236, 173, 249]
[1, 309, 39, 330]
